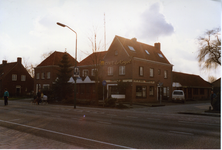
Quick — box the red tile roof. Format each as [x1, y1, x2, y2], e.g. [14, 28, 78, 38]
[107, 35, 171, 64]
[172, 71, 211, 88]
[37, 51, 78, 67]
[78, 51, 107, 66]
[0, 62, 17, 80]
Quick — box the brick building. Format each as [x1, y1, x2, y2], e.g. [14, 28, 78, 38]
[34, 51, 77, 94]
[0, 57, 34, 96]
[172, 71, 212, 100]
[100, 35, 173, 103]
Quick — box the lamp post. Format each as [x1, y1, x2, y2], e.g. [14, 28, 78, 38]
[57, 22, 77, 109]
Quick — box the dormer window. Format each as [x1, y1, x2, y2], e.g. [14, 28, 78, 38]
[145, 50, 150, 55]
[115, 50, 118, 56]
[158, 53, 163, 58]
[128, 46, 135, 51]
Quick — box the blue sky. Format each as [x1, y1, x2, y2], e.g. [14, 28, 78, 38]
[0, 0, 221, 81]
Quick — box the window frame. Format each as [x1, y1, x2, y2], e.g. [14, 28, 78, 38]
[119, 66, 125, 75]
[164, 70, 168, 79]
[12, 74, 17, 81]
[136, 86, 147, 98]
[150, 68, 154, 77]
[47, 72, 50, 79]
[139, 66, 144, 76]
[21, 75, 26, 81]
[108, 67, 113, 76]
[41, 72, 45, 79]
[149, 86, 154, 96]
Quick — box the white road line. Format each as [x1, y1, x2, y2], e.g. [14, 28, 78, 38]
[169, 130, 194, 136]
[0, 119, 134, 149]
[9, 119, 21, 122]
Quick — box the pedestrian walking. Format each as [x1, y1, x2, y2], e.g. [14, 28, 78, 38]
[3, 88, 9, 106]
[36, 90, 41, 105]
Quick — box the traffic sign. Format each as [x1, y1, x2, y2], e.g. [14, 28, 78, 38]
[102, 80, 106, 86]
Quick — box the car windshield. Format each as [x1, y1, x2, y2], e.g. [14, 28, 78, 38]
[173, 91, 183, 95]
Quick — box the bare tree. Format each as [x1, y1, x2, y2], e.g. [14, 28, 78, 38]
[23, 57, 36, 78]
[197, 27, 221, 70]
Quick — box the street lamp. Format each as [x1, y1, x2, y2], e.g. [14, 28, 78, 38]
[57, 22, 77, 109]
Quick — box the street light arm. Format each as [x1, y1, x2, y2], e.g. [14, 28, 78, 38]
[57, 22, 66, 27]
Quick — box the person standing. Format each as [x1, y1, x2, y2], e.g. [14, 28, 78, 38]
[37, 90, 41, 105]
[3, 88, 9, 106]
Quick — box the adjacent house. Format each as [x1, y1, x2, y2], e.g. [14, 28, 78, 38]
[34, 51, 77, 94]
[172, 71, 212, 100]
[0, 57, 34, 96]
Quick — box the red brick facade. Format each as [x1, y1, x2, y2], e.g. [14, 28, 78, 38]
[0, 58, 34, 96]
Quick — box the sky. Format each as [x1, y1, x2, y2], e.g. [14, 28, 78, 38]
[0, 0, 221, 81]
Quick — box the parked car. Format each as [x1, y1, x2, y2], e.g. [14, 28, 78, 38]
[172, 90, 185, 103]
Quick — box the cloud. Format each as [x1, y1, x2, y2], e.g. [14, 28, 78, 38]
[136, 2, 174, 41]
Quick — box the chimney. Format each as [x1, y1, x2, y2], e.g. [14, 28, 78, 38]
[17, 57, 22, 64]
[154, 43, 161, 51]
[2, 60, 7, 65]
[131, 37, 137, 42]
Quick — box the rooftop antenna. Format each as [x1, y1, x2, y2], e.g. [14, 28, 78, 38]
[104, 13, 106, 51]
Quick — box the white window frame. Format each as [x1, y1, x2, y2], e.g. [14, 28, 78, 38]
[150, 68, 154, 77]
[12, 74, 17, 81]
[164, 70, 168, 78]
[119, 66, 125, 75]
[36, 73, 39, 79]
[41, 72, 45, 79]
[43, 84, 50, 90]
[82, 69, 89, 77]
[21, 75, 26, 81]
[47, 72, 50, 79]
[139, 66, 143, 76]
[108, 67, 113, 76]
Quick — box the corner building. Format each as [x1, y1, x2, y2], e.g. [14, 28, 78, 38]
[101, 35, 173, 103]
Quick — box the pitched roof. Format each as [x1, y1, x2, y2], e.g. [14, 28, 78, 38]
[37, 51, 78, 67]
[172, 71, 211, 88]
[108, 35, 171, 65]
[78, 51, 107, 66]
[0, 62, 17, 80]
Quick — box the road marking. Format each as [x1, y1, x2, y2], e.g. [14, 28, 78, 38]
[9, 119, 21, 122]
[169, 130, 193, 136]
[96, 121, 112, 125]
[0, 119, 134, 149]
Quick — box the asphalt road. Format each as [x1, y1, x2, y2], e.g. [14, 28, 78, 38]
[0, 100, 220, 149]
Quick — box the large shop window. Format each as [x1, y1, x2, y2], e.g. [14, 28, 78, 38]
[119, 66, 125, 75]
[149, 86, 154, 96]
[108, 67, 113, 76]
[136, 86, 147, 98]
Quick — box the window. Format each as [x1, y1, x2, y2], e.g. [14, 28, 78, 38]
[193, 89, 198, 95]
[47, 72, 50, 79]
[41, 73, 45, 79]
[36, 73, 39, 79]
[12, 74, 17, 81]
[145, 50, 150, 55]
[158, 69, 161, 75]
[21, 75, 26, 81]
[200, 88, 205, 95]
[108, 67, 113, 76]
[43, 84, 49, 90]
[158, 53, 163, 58]
[150, 68, 154, 77]
[139, 66, 144, 76]
[149, 86, 154, 96]
[163, 87, 167, 97]
[167, 87, 170, 97]
[91, 69, 97, 76]
[119, 66, 125, 75]
[115, 50, 118, 56]
[136, 86, 147, 98]
[128, 46, 135, 51]
[82, 69, 89, 77]
[164, 70, 168, 78]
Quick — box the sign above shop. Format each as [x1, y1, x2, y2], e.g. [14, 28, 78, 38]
[104, 59, 132, 65]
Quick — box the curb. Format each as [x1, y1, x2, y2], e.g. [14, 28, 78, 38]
[178, 111, 220, 117]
